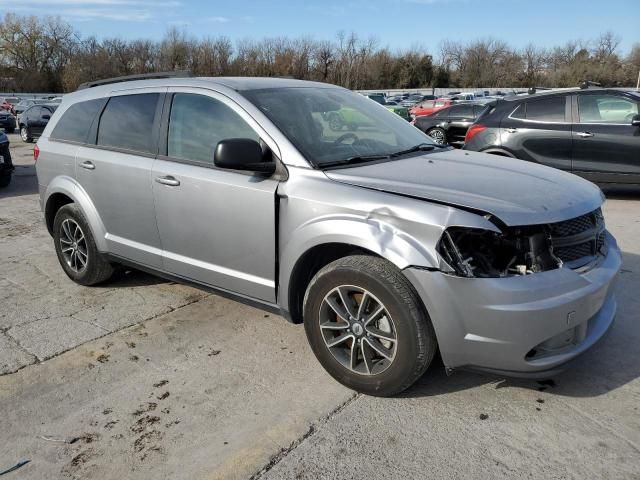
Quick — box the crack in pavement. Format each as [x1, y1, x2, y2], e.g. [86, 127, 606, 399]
[249, 392, 361, 479]
[0, 293, 211, 376]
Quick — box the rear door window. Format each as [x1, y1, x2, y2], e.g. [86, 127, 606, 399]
[51, 98, 106, 143]
[97, 93, 159, 154]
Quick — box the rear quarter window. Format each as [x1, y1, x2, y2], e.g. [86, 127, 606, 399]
[522, 97, 566, 122]
[51, 98, 106, 143]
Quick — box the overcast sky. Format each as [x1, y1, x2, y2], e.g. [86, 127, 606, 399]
[1, 0, 638, 54]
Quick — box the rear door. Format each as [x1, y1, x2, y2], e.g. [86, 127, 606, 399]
[152, 88, 280, 302]
[571, 92, 640, 183]
[445, 104, 475, 146]
[75, 89, 165, 269]
[32, 106, 53, 136]
[499, 95, 572, 171]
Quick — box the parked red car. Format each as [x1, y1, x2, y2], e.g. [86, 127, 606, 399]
[0, 98, 15, 112]
[409, 98, 454, 118]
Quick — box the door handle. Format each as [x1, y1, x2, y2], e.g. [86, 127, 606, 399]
[155, 176, 180, 186]
[576, 131, 594, 138]
[79, 161, 95, 170]
[506, 128, 518, 133]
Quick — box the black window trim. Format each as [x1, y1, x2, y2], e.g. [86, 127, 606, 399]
[506, 95, 570, 124]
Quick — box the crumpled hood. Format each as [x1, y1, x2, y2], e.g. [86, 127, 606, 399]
[324, 149, 604, 226]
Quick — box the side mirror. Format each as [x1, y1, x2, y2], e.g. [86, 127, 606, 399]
[632, 114, 640, 127]
[214, 138, 276, 174]
[42, 114, 51, 120]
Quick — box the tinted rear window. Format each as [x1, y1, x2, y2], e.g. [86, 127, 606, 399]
[523, 97, 565, 122]
[51, 100, 102, 143]
[97, 94, 159, 153]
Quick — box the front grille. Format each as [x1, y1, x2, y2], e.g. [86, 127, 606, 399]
[548, 212, 596, 237]
[548, 208, 606, 267]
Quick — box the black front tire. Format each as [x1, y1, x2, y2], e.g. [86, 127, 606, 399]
[53, 204, 114, 286]
[303, 255, 437, 396]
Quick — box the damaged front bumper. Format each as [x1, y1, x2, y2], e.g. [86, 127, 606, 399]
[403, 232, 621, 377]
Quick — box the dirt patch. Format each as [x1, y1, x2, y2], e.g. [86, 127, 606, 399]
[131, 415, 160, 434]
[133, 402, 157, 416]
[134, 430, 164, 455]
[69, 433, 100, 444]
[96, 354, 110, 363]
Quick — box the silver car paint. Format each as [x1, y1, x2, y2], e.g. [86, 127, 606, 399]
[325, 149, 604, 226]
[36, 77, 621, 376]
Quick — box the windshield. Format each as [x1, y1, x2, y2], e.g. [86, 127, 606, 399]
[243, 87, 434, 167]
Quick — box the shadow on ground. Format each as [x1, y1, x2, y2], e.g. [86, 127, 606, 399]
[0, 165, 38, 199]
[601, 184, 640, 199]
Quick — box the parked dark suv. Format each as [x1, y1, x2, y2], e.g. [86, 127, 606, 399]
[463, 88, 640, 184]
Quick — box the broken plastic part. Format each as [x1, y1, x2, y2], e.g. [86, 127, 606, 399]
[437, 226, 561, 278]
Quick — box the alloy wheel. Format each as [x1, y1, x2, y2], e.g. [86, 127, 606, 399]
[428, 129, 446, 144]
[59, 218, 88, 272]
[319, 285, 397, 376]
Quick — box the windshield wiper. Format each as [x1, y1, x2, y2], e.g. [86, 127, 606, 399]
[319, 154, 390, 169]
[389, 143, 438, 158]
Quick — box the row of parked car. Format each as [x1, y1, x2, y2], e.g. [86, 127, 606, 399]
[0, 96, 62, 142]
[401, 86, 640, 184]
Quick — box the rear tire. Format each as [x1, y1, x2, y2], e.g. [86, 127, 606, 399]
[427, 127, 447, 145]
[5, 127, 14, 134]
[303, 255, 437, 396]
[20, 125, 33, 143]
[53, 204, 114, 286]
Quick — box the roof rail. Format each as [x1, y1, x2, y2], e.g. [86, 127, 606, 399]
[579, 80, 602, 90]
[77, 71, 193, 90]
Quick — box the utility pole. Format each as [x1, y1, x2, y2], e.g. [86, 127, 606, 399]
[637, 69, 640, 91]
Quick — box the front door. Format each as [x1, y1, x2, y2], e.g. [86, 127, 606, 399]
[152, 89, 280, 302]
[571, 92, 640, 183]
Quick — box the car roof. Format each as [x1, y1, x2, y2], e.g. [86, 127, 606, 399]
[501, 87, 631, 102]
[83, 76, 339, 93]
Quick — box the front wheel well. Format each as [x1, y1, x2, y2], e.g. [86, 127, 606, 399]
[286, 243, 381, 324]
[45, 193, 74, 235]
[482, 148, 516, 158]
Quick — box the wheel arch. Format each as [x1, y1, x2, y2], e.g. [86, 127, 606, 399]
[43, 176, 108, 251]
[481, 147, 517, 158]
[279, 218, 439, 324]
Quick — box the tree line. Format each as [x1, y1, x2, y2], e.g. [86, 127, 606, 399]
[0, 13, 638, 93]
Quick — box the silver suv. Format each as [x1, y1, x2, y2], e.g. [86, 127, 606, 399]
[36, 75, 621, 396]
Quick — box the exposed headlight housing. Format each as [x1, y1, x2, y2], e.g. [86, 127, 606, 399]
[437, 226, 561, 278]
